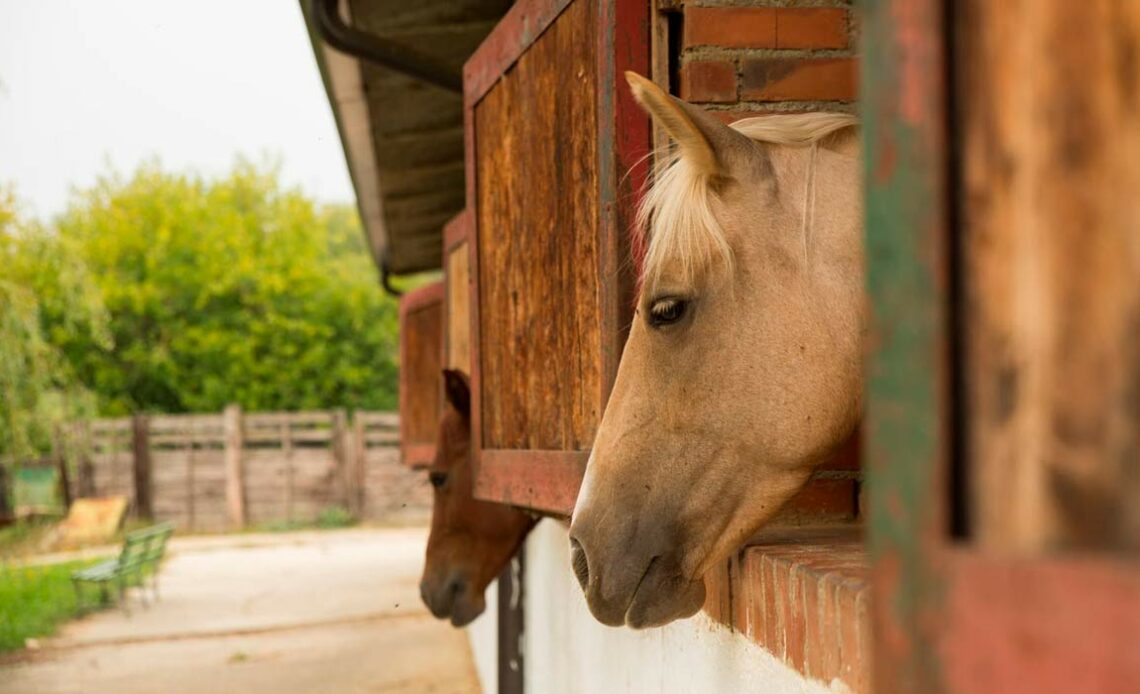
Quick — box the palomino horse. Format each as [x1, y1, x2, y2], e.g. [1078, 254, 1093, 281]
[569, 73, 862, 628]
[420, 369, 535, 626]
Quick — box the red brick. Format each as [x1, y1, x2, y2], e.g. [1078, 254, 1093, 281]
[776, 8, 849, 49]
[784, 564, 808, 672]
[746, 551, 767, 644]
[683, 7, 776, 49]
[771, 558, 788, 660]
[679, 60, 737, 104]
[818, 427, 862, 471]
[854, 588, 873, 693]
[782, 478, 857, 519]
[837, 579, 862, 689]
[741, 58, 859, 102]
[818, 575, 841, 682]
[803, 573, 824, 679]
[763, 555, 781, 653]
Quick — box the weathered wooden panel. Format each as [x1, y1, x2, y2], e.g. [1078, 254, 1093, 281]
[474, 0, 602, 451]
[940, 551, 1140, 693]
[861, 0, 951, 691]
[446, 241, 471, 374]
[399, 282, 444, 467]
[960, 1, 1140, 553]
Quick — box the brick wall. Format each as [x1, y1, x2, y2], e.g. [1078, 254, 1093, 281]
[672, 1, 858, 117]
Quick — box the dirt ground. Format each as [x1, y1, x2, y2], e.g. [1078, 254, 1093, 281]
[0, 528, 480, 694]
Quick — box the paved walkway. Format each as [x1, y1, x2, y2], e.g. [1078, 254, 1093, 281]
[1, 528, 480, 694]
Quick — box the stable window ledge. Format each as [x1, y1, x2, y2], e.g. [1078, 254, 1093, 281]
[703, 525, 870, 693]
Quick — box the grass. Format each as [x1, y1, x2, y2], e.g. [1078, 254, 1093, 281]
[252, 505, 356, 533]
[0, 558, 104, 652]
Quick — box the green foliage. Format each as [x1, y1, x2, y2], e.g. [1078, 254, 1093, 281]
[2, 159, 399, 426]
[0, 188, 107, 462]
[0, 558, 104, 652]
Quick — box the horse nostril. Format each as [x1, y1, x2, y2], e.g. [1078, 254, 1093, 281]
[569, 536, 590, 591]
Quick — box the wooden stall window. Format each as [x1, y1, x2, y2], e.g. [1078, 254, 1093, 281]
[465, 0, 649, 515]
[398, 281, 444, 469]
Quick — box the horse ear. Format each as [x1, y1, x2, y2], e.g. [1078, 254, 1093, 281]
[625, 71, 750, 177]
[442, 369, 471, 418]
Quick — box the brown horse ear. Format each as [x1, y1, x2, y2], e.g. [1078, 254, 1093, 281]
[442, 369, 471, 418]
[625, 71, 753, 177]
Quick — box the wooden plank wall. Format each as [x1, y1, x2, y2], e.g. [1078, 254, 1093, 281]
[70, 410, 427, 531]
[149, 414, 228, 532]
[959, 1, 1140, 553]
[475, 0, 603, 451]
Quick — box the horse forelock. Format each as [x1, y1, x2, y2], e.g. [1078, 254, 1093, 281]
[636, 112, 858, 290]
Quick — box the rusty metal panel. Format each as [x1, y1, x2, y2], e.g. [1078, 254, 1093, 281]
[861, 0, 952, 691]
[399, 281, 444, 468]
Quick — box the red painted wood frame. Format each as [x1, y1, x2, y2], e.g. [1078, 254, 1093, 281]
[863, 1, 1140, 691]
[398, 280, 444, 469]
[463, 0, 650, 516]
[442, 209, 472, 375]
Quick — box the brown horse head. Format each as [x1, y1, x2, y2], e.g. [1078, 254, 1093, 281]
[569, 73, 863, 628]
[420, 369, 535, 626]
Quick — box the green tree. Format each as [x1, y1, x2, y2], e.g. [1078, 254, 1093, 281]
[0, 188, 108, 460]
[48, 159, 399, 414]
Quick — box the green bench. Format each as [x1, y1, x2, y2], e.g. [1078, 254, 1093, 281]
[72, 522, 174, 613]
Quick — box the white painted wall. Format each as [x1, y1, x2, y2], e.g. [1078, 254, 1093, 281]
[520, 519, 850, 694]
[467, 579, 498, 694]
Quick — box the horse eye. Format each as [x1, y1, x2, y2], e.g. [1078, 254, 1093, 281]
[647, 297, 689, 328]
[428, 472, 447, 489]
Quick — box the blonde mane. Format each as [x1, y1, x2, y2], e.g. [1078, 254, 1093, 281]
[636, 112, 858, 287]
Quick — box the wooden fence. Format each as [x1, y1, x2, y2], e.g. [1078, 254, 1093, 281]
[63, 408, 430, 532]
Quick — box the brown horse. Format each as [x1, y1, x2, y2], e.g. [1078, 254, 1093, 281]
[569, 73, 863, 628]
[419, 369, 536, 626]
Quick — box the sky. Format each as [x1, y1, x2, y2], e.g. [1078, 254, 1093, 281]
[0, 0, 355, 221]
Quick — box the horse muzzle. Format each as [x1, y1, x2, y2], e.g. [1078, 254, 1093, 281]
[420, 574, 486, 627]
[568, 520, 705, 629]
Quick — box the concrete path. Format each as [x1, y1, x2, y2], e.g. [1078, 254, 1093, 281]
[1, 528, 480, 694]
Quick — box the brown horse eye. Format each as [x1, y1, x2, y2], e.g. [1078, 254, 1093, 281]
[428, 472, 447, 488]
[647, 297, 688, 328]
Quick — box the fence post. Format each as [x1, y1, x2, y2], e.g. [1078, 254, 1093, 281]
[223, 404, 246, 529]
[53, 425, 73, 510]
[0, 464, 11, 523]
[351, 413, 366, 518]
[77, 420, 95, 498]
[131, 414, 153, 519]
[331, 409, 350, 513]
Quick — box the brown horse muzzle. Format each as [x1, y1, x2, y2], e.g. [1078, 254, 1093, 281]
[420, 573, 486, 627]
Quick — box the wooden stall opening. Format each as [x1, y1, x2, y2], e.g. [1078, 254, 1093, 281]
[398, 281, 445, 469]
[464, 0, 650, 516]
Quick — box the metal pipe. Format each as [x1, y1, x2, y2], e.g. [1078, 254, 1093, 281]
[380, 254, 403, 297]
[310, 0, 462, 93]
